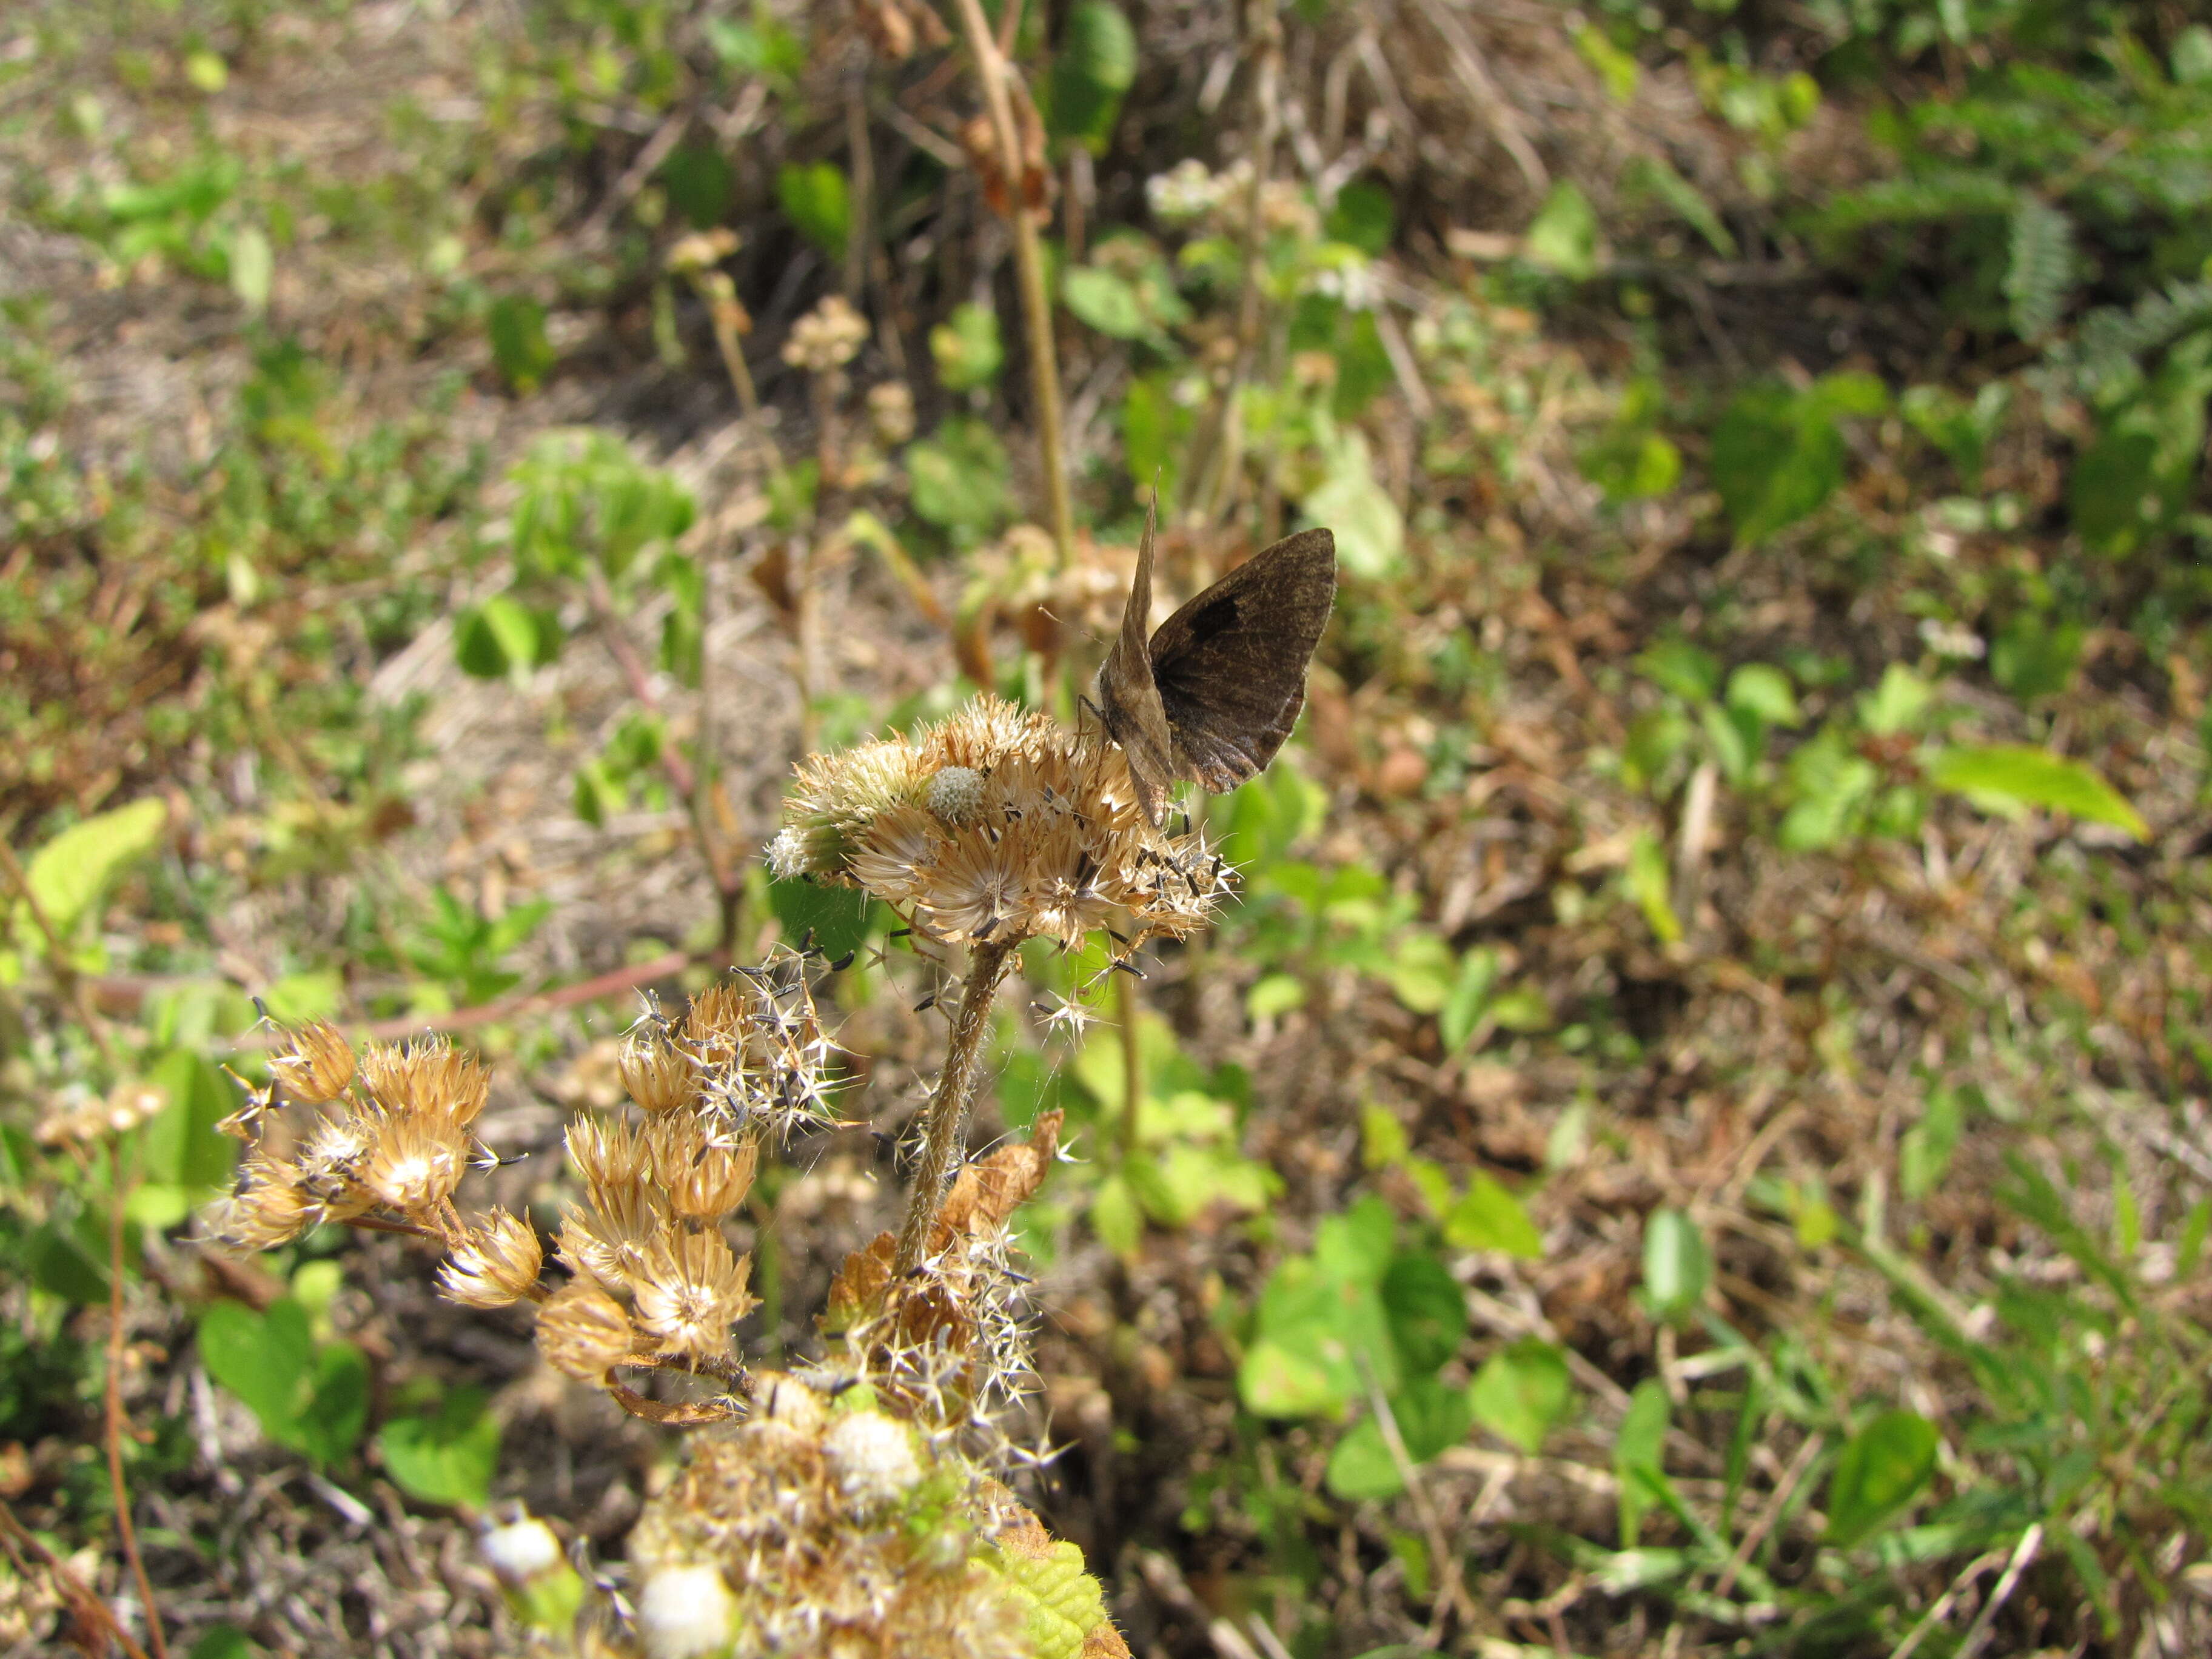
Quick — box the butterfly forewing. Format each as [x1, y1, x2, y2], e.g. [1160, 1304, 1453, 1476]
[1147, 529, 1337, 794]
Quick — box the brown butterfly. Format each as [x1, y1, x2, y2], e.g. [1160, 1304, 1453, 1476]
[1094, 501, 1337, 825]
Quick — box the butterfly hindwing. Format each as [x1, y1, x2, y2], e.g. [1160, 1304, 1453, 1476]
[1147, 529, 1336, 794]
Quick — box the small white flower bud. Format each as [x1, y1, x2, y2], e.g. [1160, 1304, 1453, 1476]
[637, 1564, 739, 1659]
[822, 1410, 923, 1513]
[925, 765, 986, 826]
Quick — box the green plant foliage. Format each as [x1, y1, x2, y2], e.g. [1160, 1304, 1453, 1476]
[1709, 374, 1886, 547]
[378, 1386, 502, 1508]
[931, 301, 1005, 392]
[1441, 1173, 1541, 1258]
[1467, 1338, 1572, 1455]
[1924, 744, 2147, 840]
[768, 877, 879, 959]
[3, 797, 166, 968]
[777, 161, 850, 260]
[1823, 1409, 1939, 1548]
[487, 295, 555, 392]
[907, 417, 1012, 542]
[1523, 181, 1600, 278]
[198, 1298, 369, 1467]
[1045, 0, 1137, 150]
[1640, 1208, 1710, 1322]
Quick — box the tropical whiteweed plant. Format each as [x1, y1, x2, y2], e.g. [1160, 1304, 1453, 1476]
[193, 690, 1252, 1657]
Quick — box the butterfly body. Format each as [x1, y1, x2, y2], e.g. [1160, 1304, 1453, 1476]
[1094, 504, 1336, 824]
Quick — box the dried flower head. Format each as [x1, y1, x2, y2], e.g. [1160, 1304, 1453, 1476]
[633, 1229, 756, 1362]
[782, 295, 868, 374]
[865, 379, 916, 445]
[266, 1017, 356, 1105]
[776, 695, 1228, 951]
[557, 1171, 663, 1292]
[651, 1115, 760, 1223]
[537, 1278, 639, 1382]
[360, 1108, 469, 1213]
[620, 1020, 700, 1114]
[665, 228, 740, 275]
[357, 1037, 490, 1127]
[205, 1153, 314, 1250]
[438, 1208, 545, 1309]
[635, 1563, 739, 1659]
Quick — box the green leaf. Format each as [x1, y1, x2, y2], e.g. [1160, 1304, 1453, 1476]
[199, 1298, 313, 1443]
[1381, 930, 1455, 1014]
[1524, 181, 1600, 279]
[767, 877, 878, 958]
[1240, 1222, 1399, 1418]
[1091, 1173, 1142, 1257]
[1062, 267, 1148, 340]
[300, 1341, 369, 1466]
[1299, 427, 1403, 578]
[17, 797, 167, 943]
[1825, 1410, 1939, 1547]
[1246, 972, 1307, 1021]
[2003, 195, 2074, 343]
[777, 162, 850, 260]
[189, 1626, 257, 1659]
[1467, 1338, 1572, 1455]
[1326, 1377, 1471, 1500]
[661, 142, 734, 229]
[1439, 948, 1499, 1054]
[1710, 382, 1845, 546]
[1614, 1379, 1671, 1547]
[1626, 830, 1681, 946]
[907, 417, 1011, 543]
[1381, 1253, 1466, 1375]
[486, 295, 555, 394]
[1045, 0, 1138, 148]
[378, 1386, 501, 1508]
[1442, 1173, 1542, 1258]
[139, 1048, 239, 1192]
[1326, 181, 1395, 257]
[930, 301, 1004, 392]
[1925, 745, 2147, 840]
[1620, 155, 1734, 258]
[1640, 1208, 1709, 1322]
[1575, 24, 1641, 104]
[25, 1205, 110, 1303]
[1325, 1415, 1406, 1500]
[1725, 663, 1800, 728]
[1122, 372, 1193, 503]
[1637, 639, 1722, 704]
[454, 594, 558, 680]
[1899, 1085, 1963, 1201]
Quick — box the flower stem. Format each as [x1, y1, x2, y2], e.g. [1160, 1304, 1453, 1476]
[103, 1139, 168, 1659]
[1116, 970, 1142, 1165]
[894, 937, 1017, 1274]
[947, 0, 1074, 572]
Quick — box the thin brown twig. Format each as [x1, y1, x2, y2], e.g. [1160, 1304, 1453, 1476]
[0, 1497, 154, 1659]
[894, 937, 1016, 1273]
[225, 948, 695, 1049]
[103, 1139, 168, 1659]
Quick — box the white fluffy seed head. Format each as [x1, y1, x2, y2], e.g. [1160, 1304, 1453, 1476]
[822, 1410, 923, 1512]
[637, 1564, 739, 1659]
[766, 825, 809, 881]
[925, 765, 986, 826]
[480, 1517, 561, 1585]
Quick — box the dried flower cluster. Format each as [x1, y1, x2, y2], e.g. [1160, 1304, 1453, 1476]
[204, 954, 837, 1416]
[488, 1110, 1124, 1659]
[781, 295, 869, 374]
[769, 694, 1230, 958]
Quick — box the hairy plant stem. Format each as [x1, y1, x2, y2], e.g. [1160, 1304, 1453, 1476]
[894, 937, 1017, 1274]
[103, 1141, 168, 1659]
[947, 0, 1074, 572]
[1116, 970, 1142, 1164]
[0, 1500, 152, 1659]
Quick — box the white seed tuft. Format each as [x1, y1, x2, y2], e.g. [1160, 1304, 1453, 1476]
[925, 765, 987, 826]
[480, 1517, 561, 1586]
[637, 1564, 739, 1659]
[822, 1410, 923, 1512]
[766, 825, 809, 881]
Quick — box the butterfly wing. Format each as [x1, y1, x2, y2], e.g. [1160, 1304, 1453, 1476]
[1148, 529, 1336, 794]
[1092, 497, 1181, 824]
